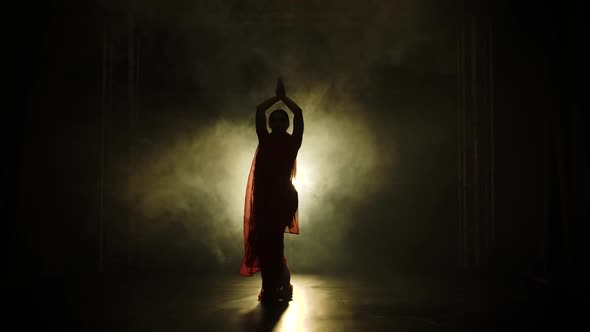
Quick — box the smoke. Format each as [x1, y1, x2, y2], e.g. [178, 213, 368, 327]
[97, 0, 456, 272]
[119, 78, 394, 272]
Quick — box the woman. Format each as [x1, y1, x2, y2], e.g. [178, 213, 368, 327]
[240, 78, 304, 304]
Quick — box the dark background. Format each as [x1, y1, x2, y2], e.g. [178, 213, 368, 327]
[7, 0, 588, 329]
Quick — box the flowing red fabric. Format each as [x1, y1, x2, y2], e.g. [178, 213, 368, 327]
[240, 140, 299, 277]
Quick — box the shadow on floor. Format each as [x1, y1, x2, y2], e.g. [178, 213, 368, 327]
[240, 302, 289, 332]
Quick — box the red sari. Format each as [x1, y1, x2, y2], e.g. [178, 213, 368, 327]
[240, 132, 300, 282]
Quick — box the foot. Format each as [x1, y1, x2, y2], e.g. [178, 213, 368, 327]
[278, 283, 293, 301]
[258, 284, 292, 303]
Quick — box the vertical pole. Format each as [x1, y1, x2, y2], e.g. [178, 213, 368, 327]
[135, 36, 141, 97]
[471, 14, 480, 267]
[461, 23, 468, 269]
[457, 8, 496, 270]
[98, 22, 107, 273]
[456, 33, 465, 266]
[127, 12, 135, 268]
[489, 21, 496, 246]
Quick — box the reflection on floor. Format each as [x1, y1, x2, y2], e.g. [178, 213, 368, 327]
[38, 273, 573, 331]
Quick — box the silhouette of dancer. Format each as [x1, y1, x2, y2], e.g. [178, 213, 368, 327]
[240, 78, 304, 304]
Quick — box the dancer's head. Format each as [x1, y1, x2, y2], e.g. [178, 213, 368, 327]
[269, 109, 289, 133]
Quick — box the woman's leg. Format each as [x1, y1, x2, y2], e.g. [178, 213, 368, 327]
[259, 232, 283, 302]
[279, 258, 293, 300]
[280, 258, 291, 287]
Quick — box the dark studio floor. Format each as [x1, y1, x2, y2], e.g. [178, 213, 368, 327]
[19, 270, 580, 332]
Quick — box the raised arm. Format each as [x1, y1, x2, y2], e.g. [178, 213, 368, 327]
[256, 95, 280, 140]
[275, 78, 304, 147]
[281, 95, 304, 148]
